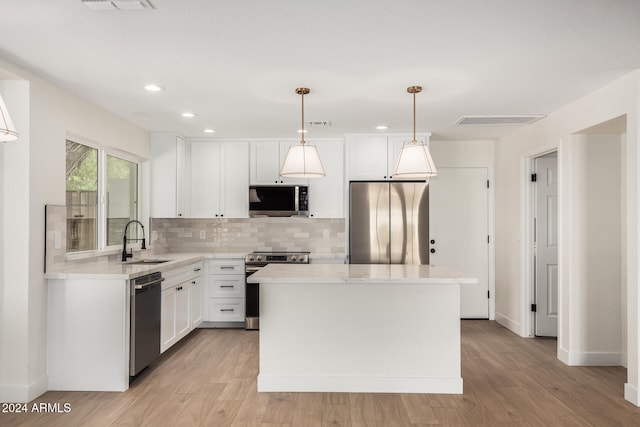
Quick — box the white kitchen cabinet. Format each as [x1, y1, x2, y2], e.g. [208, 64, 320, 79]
[308, 139, 345, 218]
[249, 140, 309, 185]
[190, 275, 203, 327]
[190, 141, 249, 218]
[346, 134, 429, 181]
[161, 285, 177, 351]
[207, 258, 245, 324]
[161, 261, 203, 353]
[151, 133, 188, 217]
[175, 282, 190, 339]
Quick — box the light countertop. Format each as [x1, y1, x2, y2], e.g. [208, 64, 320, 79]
[45, 252, 248, 280]
[247, 263, 477, 284]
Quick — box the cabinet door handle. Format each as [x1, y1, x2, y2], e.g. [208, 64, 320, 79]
[220, 308, 235, 312]
[220, 266, 235, 270]
[192, 281, 196, 284]
[176, 286, 183, 291]
[194, 268, 202, 272]
[220, 285, 234, 288]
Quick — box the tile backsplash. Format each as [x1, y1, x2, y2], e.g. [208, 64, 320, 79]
[150, 217, 346, 255]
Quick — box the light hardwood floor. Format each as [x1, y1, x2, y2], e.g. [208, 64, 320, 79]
[2, 321, 640, 426]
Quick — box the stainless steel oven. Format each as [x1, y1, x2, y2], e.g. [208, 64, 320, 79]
[244, 251, 309, 330]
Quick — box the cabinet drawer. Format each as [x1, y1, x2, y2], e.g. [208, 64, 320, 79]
[163, 262, 203, 289]
[209, 259, 244, 275]
[209, 298, 245, 322]
[210, 276, 245, 298]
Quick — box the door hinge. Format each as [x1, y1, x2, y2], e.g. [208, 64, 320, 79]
[531, 173, 537, 182]
[531, 303, 537, 312]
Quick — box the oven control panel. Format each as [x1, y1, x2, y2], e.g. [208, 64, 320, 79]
[245, 252, 309, 264]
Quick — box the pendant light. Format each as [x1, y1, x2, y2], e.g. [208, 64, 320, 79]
[279, 87, 326, 178]
[0, 93, 18, 142]
[393, 86, 436, 179]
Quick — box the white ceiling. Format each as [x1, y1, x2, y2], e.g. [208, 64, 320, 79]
[1, 0, 639, 140]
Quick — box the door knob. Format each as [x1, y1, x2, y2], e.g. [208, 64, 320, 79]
[430, 248, 436, 254]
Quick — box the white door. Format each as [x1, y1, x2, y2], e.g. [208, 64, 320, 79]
[429, 167, 490, 318]
[534, 155, 559, 337]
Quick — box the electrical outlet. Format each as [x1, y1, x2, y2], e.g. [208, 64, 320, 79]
[323, 229, 330, 239]
[53, 231, 61, 249]
[199, 230, 206, 239]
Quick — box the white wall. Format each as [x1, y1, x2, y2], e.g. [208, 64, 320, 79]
[494, 70, 640, 405]
[0, 58, 149, 402]
[566, 133, 622, 364]
[430, 139, 495, 167]
[0, 78, 31, 402]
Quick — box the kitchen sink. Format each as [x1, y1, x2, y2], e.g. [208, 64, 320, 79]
[124, 259, 171, 265]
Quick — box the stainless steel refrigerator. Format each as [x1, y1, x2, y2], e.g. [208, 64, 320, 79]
[349, 181, 429, 264]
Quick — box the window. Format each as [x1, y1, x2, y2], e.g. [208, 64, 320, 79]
[65, 140, 138, 253]
[106, 155, 138, 246]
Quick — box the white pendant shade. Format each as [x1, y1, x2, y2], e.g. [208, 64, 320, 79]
[280, 142, 326, 178]
[0, 94, 18, 142]
[393, 139, 437, 179]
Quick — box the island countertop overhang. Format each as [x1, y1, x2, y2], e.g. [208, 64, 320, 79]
[247, 263, 478, 285]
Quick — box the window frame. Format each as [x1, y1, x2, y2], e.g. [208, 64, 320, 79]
[65, 136, 142, 257]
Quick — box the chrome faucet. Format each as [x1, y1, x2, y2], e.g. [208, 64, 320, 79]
[122, 220, 146, 262]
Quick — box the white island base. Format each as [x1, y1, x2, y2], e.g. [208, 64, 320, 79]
[250, 264, 476, 394]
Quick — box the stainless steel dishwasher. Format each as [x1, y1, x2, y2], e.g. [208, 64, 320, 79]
[130, 271, 164, 376]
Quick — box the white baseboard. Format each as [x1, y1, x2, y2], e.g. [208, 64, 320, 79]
[0, 374, 48, 403]
[495, 312, 522, 336]
[558, 346, 570, 365]
[625, 383, 639, 406]
[563, 351, 622, 366]
[258, 375, 463, 394]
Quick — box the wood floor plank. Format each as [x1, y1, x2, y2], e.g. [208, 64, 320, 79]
[3, 321, 640, 427]
[400, 393, 439, 424]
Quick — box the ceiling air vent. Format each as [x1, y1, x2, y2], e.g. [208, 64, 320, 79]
[455, 115, 545, 126]
[307, 120, 332, 127]
[82, 0, 154, 10]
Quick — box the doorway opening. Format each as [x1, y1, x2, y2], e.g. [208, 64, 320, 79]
[532, 152, 558, 337]
[567, 116, 626, 367]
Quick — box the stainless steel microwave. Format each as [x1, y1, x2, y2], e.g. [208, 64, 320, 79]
[249, 185, 309, 217]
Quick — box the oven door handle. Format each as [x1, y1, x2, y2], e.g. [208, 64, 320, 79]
[245, 266, 264, 274]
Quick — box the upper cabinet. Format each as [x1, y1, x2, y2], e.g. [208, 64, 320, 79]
[151, 134, 187, 217]
[308, 139, 344, 218]
[150, 135, 345, 219]
[190, 141, 249, 218]
[346, 134, 429, 181]
[249, 140, 309, 185]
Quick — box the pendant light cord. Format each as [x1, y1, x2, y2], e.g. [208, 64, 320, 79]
[413, 90, 416, 143]
[301, 90, 305, 145]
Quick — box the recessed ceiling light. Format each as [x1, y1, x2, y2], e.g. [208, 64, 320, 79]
[181, 112, 197, 118]
[376, 125, 389, 130]
[204, 129, 215, 133]
[144, 84, 164, 92]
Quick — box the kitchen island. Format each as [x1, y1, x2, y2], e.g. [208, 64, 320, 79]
[247, 263, 477, 394]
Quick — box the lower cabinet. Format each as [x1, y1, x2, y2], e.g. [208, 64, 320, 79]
[207, 259, 245, 325]
[161, 261, 203, 353]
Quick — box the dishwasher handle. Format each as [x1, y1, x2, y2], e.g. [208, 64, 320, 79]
[134, 277, 165, 290]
